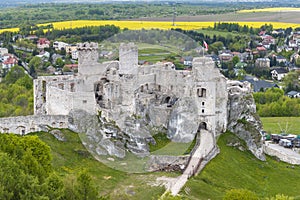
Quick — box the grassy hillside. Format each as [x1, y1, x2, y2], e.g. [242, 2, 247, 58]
[180, 132, 300, 199]
[34, 127, 300, 199]
[261, 117, 300, 135]
[34, 129, 170, 199]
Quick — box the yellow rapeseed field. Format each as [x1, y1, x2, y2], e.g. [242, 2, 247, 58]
[0, 27, 19, 34]
[238, 7, 300, 13]
[38, 20, 300, 30]
[1, 20, 300, 34]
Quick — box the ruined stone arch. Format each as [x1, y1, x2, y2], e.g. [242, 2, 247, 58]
[17, 126, 26, 135]
[198, 122, 207, 131]
[94, 78, 109, 108]
[164, 96, 171, 104]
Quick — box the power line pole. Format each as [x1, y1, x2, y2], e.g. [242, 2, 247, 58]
[172, 3, 176, 26]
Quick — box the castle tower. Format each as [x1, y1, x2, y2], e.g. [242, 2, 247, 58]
[77, 42, 99, 76]
[119, 43, 138, 75]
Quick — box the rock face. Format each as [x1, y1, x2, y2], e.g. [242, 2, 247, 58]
[167, 98, 199, 142]
[68, 109, 156, 158]
[146, 155, 189, 172]
[227, 81, 265, 161]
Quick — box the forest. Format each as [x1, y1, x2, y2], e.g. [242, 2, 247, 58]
[0, 133, 104, 200]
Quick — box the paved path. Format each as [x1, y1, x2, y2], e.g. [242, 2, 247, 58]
[264, 141, 300, 165]
[170, 129, 214, 196]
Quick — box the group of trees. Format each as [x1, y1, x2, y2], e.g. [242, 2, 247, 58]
[213, 22, 256, 34]
[0, 133, 103, 200]
[254, 88, 300, 117]
[0, 66, 33, 117]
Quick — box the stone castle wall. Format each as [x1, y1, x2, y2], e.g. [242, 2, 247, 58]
[0, 115, 69, 135]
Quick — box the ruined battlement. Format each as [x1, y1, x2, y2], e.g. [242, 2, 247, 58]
[77, 42, 99, 50]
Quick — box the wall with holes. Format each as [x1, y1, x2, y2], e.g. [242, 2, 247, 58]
[0, 115, 69, 135]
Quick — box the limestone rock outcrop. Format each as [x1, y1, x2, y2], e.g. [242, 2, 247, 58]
[227, 81, 265, 161]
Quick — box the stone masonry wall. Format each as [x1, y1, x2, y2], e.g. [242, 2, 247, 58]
[0, 115, 69, 135]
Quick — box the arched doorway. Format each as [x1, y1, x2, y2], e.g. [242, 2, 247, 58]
[198, 122, 207, 132]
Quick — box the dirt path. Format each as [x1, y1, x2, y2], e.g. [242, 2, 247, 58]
[163, 129, 215, 196]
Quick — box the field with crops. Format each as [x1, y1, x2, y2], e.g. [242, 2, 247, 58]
[238, 7, 300, 13]
[40, 20, 300, 31]
[2, 19, 300, 34]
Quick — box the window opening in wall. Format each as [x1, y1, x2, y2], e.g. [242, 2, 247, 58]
[164, 96, 171, 104]
[58, 83, 64, 90]
[170, 85, 173, 90]
[140, 85, 144, 92]
[158, 85, 161, 92]
[42, 80, 46, 93]
[83, 100, 87, 104]
[202, 109, 205, 113]
[70, 83, 75, 92]
[202, 102, 205, 106]
[197, 88, 206, 97]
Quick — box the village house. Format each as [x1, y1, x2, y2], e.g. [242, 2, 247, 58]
[287, 91, 300, 98]
[37, 38, 50, 49]
[53, 41, 69, 51]
[181, 56, 193, 67]
[261, 35, 276, 49]
[64, 64, 78, 71]
[99, 50, 114, 59]
[0, 48, 8, 56]
[1, 54, 18, 70]
[275, 55, 287, 64]
[255, 58, 270, 68]
[36, 51, 50, 61]
[242, 76, 278, 92]
[66, 44, 78, 59]
[256, 46, 267, 56]
[271, 68, 289, 81]
[26, 35, 38, 40]
[288, 40, 298, 49]
[219, 51, 233, 62]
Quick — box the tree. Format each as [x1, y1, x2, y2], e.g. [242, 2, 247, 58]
[43, 173, 64, 200]
[232, 56, 240, 66]
[28, 56, 42, 73]
[74, 170, 99, 200]
[55, 58, 65, 69]
[283, 71, 300, 93]
[3, 65, 26, 84]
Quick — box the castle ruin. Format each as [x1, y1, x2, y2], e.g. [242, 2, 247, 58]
[0, 42, 263, 163]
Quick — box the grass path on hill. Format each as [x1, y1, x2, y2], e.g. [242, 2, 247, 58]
[181, 132, 300, 199]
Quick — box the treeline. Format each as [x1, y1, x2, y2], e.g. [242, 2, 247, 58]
[45, 25, 121, 43]
[0, 134, 102, 200]
[173, 28, 249, 53]
[0, 66, 33, 117]
[213, 22, 256, 34]
[254, 88, 300, 117]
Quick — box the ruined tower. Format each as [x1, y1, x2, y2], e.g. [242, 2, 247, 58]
[77, 42, 99, 76]
[119, 43, 138, 75]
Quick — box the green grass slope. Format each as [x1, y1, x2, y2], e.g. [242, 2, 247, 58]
[34, 129, 168, 199]
[181, 132, 300, 199]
